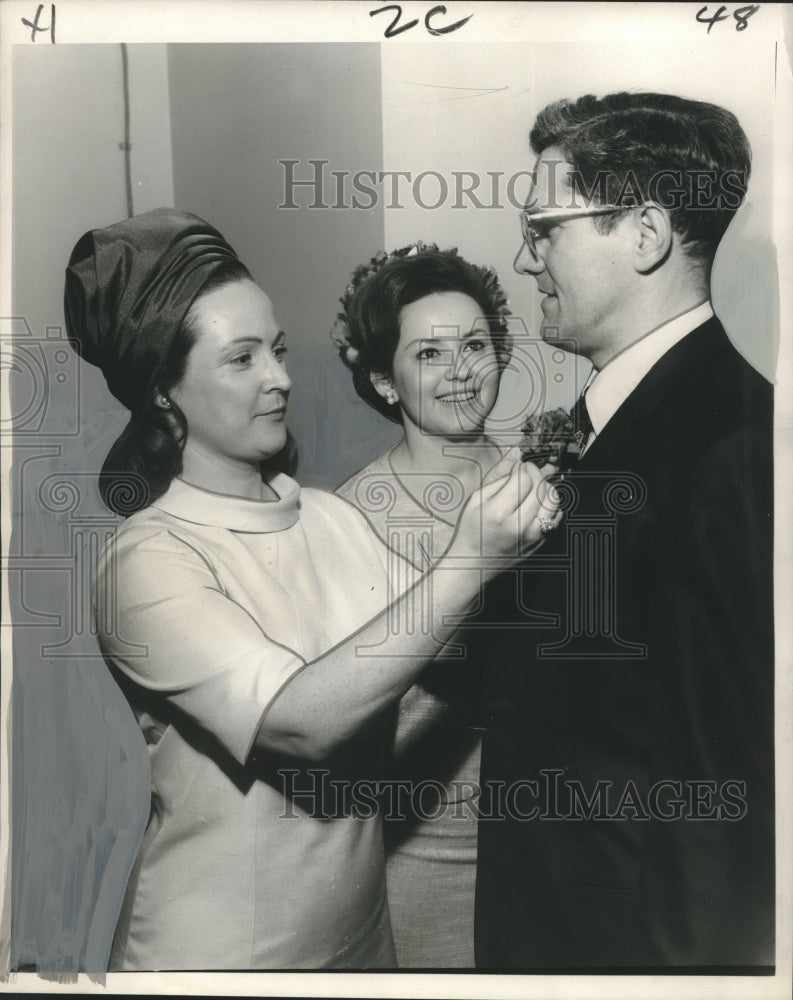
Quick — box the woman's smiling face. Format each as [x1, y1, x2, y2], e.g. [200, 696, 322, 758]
[386, 291, 501, 438]
[168, 278, 292, 471]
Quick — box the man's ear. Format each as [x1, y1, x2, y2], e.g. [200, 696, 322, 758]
[633, 203, 673, 273]
[370, 371, 399, 404]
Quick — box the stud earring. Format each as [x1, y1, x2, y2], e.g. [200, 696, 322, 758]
[385, 389, 398, 405]
[159, 396, 171, 410]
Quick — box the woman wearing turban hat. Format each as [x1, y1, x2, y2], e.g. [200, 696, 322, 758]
[65, 208, 559, 970]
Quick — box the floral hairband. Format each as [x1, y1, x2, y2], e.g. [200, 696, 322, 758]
[330, 241, 512, 369]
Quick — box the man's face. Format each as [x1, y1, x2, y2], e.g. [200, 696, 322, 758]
[515, 145, 635, 365]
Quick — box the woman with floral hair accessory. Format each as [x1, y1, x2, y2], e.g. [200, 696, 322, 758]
[333, 244, 515, 967]
[65, 210, 558, 971]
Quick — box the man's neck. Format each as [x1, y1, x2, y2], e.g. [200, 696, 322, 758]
[590, 276, 710, 370]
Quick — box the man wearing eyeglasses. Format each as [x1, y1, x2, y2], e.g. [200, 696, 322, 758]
[475, 92, 774, 970]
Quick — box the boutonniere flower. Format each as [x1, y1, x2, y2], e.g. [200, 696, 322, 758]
[520, 407, 585, 470]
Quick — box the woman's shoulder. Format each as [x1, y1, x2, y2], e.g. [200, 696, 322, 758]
[297, 485, 399, 570]
[300, 483, 384, 534]
[101, 504, 214, 570]
[110, 503, 173, 541]
[335, 449, 397, 505]
[112, 501, 189, 535]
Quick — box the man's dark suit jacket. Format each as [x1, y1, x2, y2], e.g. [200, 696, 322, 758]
[475, 316, 774, 970]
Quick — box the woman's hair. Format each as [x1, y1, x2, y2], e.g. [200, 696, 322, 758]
[99, 262, 298, 515]
[331, 246, 512, 424]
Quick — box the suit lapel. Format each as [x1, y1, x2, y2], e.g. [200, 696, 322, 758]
[579, 317, 731, 469]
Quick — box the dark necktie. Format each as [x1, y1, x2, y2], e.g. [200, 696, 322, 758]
[570, 391, 594, 447]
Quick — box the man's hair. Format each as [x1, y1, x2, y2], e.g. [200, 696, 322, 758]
[529, 92, 752, 262]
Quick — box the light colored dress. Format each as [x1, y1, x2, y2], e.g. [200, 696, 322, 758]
[337, 448, 489, 968]
[95, 474, 399, 970]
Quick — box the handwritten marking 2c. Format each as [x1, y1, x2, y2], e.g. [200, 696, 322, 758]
[370, 4, 473, 39]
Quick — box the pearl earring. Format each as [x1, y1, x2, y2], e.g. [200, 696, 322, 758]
[385, 389, 398, 405]
[159, 396, 171, 409]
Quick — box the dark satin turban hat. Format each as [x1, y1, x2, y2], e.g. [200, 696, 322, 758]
[64, 207, 241, 411]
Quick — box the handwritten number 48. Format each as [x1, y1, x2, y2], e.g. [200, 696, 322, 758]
[370, 4, 473, 38]
[696, 5, 759, 32]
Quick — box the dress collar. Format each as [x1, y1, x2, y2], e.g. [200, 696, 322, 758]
[152, 473, 301, 533]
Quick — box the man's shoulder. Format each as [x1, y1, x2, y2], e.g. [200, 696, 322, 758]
[638, 316, 771, 431]
[581, 320, 771, 505]
[669, 319, 771, 424]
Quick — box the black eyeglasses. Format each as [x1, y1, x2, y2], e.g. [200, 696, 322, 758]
[519, 204, 644, 258]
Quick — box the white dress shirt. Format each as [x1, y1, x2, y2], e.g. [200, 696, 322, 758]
[581, 301, 714, 453]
